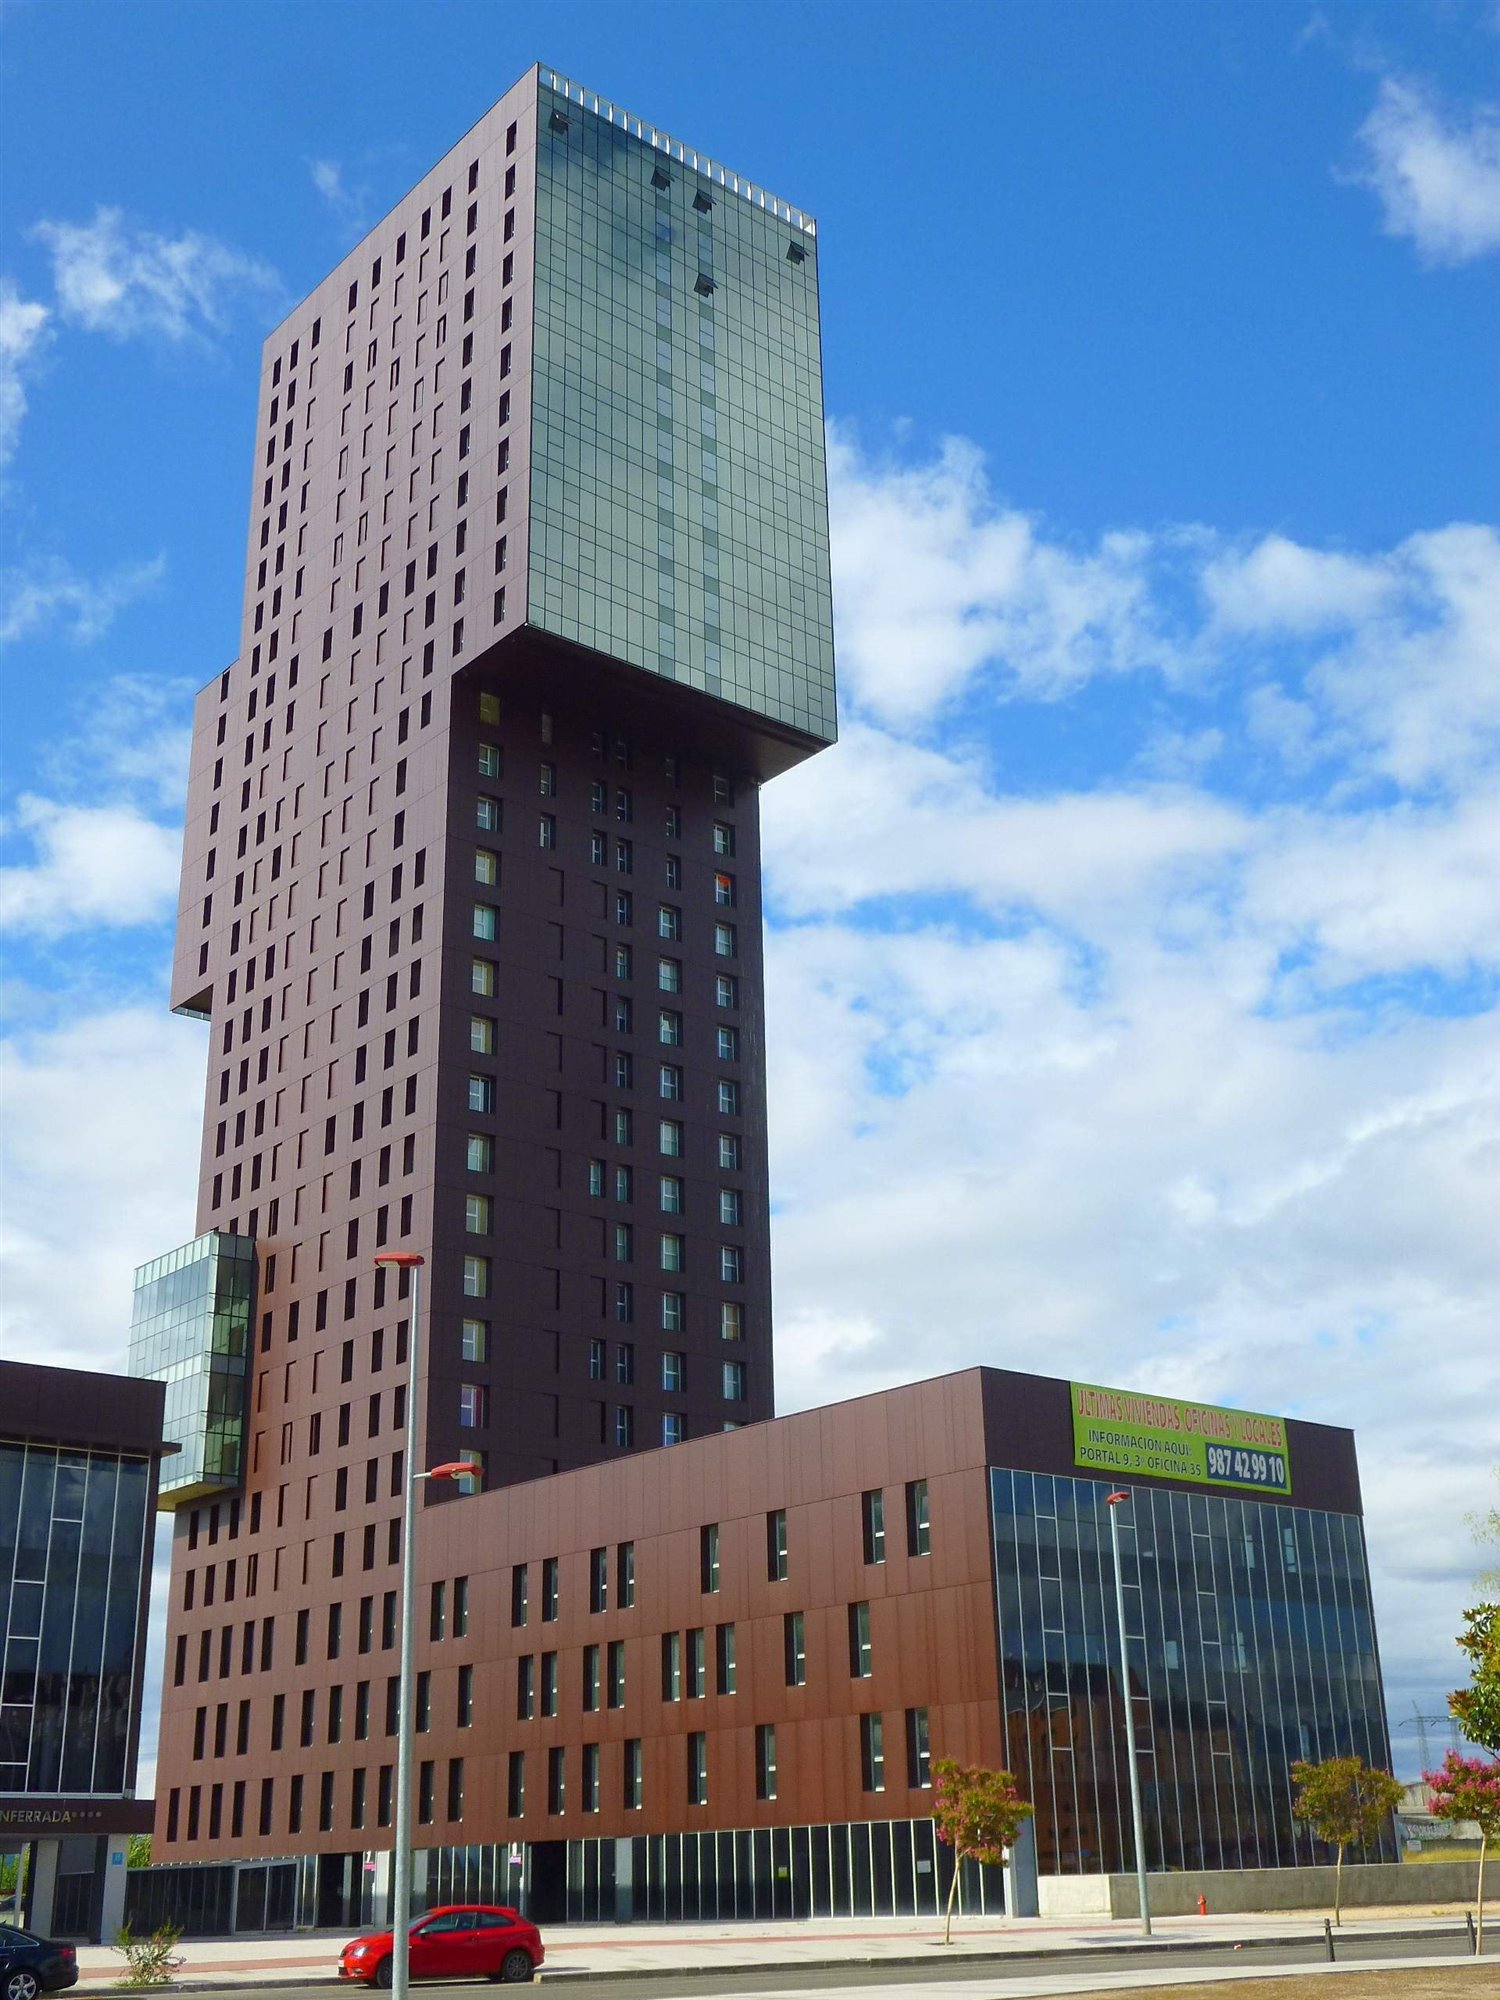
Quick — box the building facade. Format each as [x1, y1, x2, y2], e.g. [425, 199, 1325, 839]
[135, 66, 1393, 1927]
[0, 1362, 165, 1941]
[144, 1368, 1391, 1923]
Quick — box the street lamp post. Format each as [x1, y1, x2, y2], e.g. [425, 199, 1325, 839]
[1106, 1490, 1152, 1939]
[374, 1251, 426, 2000]
[373, 1251, 482, 2000]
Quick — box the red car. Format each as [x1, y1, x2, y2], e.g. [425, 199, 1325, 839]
[338, 1906, 543, 1986]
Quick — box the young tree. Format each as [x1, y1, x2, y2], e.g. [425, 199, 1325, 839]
[1450, 1604, 1500, 1755]
[930, 1758, 1033, 1944]
[1290, 1754, 1403, 1926]
[1425, 1751, 1500, 1954]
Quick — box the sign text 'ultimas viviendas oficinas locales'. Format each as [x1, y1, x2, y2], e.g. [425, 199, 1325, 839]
[1071, 1381, 1292, 1494]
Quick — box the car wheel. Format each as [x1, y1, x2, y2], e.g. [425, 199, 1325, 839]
[7, 1973, 41, 2000]
[370, 1959, 394, 1990]
[499, 1949, 533, 1983]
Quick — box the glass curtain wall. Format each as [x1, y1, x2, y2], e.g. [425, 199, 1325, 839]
[0, 1442, 152, 1793]
[529, 80, 836, 743]
[129, 1233, 255, 1504]
[989, 1468, 1393, 1875]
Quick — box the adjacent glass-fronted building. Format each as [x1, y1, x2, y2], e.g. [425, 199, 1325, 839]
[128, 1233, 254, 1507]
[1, 1362, 164, 1941]
[0, 1442, 152, 1797]
[992, 1469, 1393, 1876]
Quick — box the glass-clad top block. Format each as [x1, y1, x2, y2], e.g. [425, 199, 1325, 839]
[529, 80, 836, 747]
[128, 1232, 255, 1508]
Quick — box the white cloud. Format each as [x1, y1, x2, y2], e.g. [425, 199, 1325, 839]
[1202, 534, 1396, 633]
[831, 433, 1500, 797]
[0, 552, 165, 647]
[309, 158, 371, 239]
[764, 432, 1500, 1772]
[828, 431, 1182, 724]
[0, 795, 181, 935]
[1350, 76, 1500, 264]
[32, 207, 281, 341]
[0, 1004, 204, 1370]
[0, 278, 49, 469]
[41, 671, 194, 811]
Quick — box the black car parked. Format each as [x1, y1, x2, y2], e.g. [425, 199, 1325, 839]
[0, 1925, 79, 2000]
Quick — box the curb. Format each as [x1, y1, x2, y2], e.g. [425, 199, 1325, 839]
[75, 1923, 1484, 1994]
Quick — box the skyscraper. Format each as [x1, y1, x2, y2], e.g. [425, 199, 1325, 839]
[138, 61, 831, 1869]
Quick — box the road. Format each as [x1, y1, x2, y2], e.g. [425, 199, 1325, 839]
[209, 1927, 1491, 2000]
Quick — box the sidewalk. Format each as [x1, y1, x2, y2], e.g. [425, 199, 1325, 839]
[73, 1907, 1488, 1990]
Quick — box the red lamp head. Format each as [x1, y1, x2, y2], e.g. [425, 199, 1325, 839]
[1106, 1490, 1131, 1506]
[428, 1461, 482, 1483]
[373, 1251, 426, 1268]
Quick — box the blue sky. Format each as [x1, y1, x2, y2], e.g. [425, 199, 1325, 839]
[2, 0, 1497, 1785]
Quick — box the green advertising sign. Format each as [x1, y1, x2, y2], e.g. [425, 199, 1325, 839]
[1071, 1381, 1292, 1495]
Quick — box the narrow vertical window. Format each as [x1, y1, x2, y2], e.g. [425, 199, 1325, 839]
[862, 1489, 886, 1565]
[906, 1478, 931, 1556]
[766, 1509, 788, 1582]
[861, 1712, 886, 1793]
[755, 1723, 777, 1801]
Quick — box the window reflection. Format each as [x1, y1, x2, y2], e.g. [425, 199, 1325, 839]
[990, 1469, 1394, 1876]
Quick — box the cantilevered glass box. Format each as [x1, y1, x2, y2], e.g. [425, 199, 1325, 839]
[128, 1233, 255, 1507]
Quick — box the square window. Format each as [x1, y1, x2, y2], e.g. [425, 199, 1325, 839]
[723, 1361, 745, 1401]
[660, 1119, 683, 1157]
[658, 958, 681, 992]
[467, 1133, 493, 1172]
[461, 1319, 488, 1362]
[663, 1351, 685, 1392]
[462, 1256, 490, 1297]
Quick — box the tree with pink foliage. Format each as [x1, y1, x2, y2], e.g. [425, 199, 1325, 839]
[1425, 1750, 1500, 1953]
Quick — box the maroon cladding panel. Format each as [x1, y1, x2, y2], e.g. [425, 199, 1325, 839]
[155, 1371, 1004, 1858]
[1, 1360, 166, 1458]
